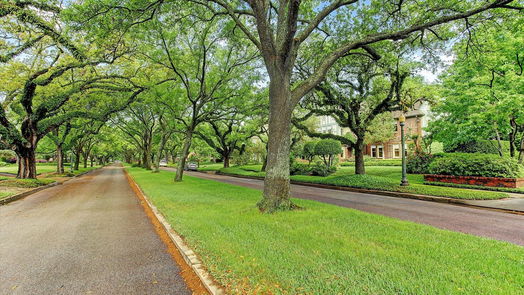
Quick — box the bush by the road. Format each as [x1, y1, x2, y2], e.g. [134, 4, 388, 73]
[428, 153, 523, 178]
[314, 139, 341, 171]
[407, 153, 438, 174]
[444, 140, 510, 154]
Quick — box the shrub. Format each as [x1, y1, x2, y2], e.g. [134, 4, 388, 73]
[407, 153, 436, 174]
[314, 139, 342, 170]
[310, 163, 336, 177]
[428, 153, 523, 178]
[290, 163, 312, 176]
[302, 141, 317, 165]
[444, 140, 510, 154]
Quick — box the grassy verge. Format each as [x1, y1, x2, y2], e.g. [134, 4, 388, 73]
[127, 167, 524, 294]
[0, 191, 13, 200]
[48, 166, 100, 177]
[219, 166, 508, 200]
[0, 178, 55, 188]
[197, 163, 224, 172]
[424, 181, 524, 194]
[0, 164, 57, 175]
[340, 159, 402, 166]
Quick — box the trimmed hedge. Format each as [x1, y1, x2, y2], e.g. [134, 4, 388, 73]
[407, 153, 437, 174]
[444, 140, 510, 154]
[428, 153, 523, 178]
[291, 162, 336, 176]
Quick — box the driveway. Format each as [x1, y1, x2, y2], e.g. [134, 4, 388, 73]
[0, 166, 191, 295]
[185, 171, 524, 246]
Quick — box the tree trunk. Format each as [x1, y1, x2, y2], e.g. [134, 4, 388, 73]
[83, 154, 88, 168]
[509, 118, 517, 158]
[142, 149, 151, 170]
[74, 153, 80, 170]
[153, 135, 169, 173]
[258, 81, 295, 212]
[518, 136, 524, 164]
[175, 129, 193, 182]
[354, 137, 366, 175]
[16, 147, 37, 179]
[223, 154, 230, 168]
[494, 124, 504, 157]
[90, 157, 94, 167]
[261, 143, 268, 171]
[56, 145, 64, 174]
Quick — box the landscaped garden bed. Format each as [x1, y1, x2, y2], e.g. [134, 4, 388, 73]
[422, 153, 524, 188]
[424, 181, 524, 194]
[217, 165, 508, 200]
[424, 174, 524, 188]
[127, 167, 524, 294]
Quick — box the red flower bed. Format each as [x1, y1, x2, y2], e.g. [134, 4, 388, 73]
[424, 174, 524, 188]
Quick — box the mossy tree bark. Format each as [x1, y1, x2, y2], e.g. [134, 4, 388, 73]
[175, 129, 194, 182]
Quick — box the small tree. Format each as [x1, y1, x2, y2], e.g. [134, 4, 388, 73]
[302, 141, 317, 166]
[314, 140, 342, 170]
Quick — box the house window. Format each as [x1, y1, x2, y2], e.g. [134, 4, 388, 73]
[393, 144, 401, 158]
[371, 145, 384, 158]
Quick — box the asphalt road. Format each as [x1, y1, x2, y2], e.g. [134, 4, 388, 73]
[0, 166, 190, 295]
[186, 171, 524, 246]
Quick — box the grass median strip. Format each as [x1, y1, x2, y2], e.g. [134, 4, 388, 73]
[0, 178, 55, 188]
[0, 191, 13, 200]
[219, 166, 508, 200]
[127, 167, 523, 294]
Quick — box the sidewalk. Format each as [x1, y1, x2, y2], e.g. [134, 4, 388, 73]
[464, 193, 524, 212]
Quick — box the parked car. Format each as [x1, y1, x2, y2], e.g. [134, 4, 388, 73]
[186, 162, 198, 171]
[159, 160, 168, 167]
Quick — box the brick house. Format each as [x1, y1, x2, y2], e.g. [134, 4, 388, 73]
[317, 102, 431, 160]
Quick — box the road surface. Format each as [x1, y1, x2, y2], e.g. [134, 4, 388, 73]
[186, 171, 524, 246]
[0, 166, 191, 295]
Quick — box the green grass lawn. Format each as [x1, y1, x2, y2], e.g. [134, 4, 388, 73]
[0, 163, 99, 177]
[0, 191, 13, 200]
[197, 163, 224, 172]
[127, 167, 524, 294]
[0, 178, 55, 188]
[340, 159, 402, 166]
[0, 163, 57, 175]
[219, 165, 508, 200]
[50, 166, 100, 177]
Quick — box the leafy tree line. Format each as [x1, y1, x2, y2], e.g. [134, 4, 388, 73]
[2, 0, 523, 215]
[428, 16, 524, 163]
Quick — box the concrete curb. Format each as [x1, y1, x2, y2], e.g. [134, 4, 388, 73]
[0, 167, 102, 206]
[214, 172, 524, 216]
[124, 170, 225, 295]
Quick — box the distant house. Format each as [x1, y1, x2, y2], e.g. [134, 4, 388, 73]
[317, 102, 431, 160]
